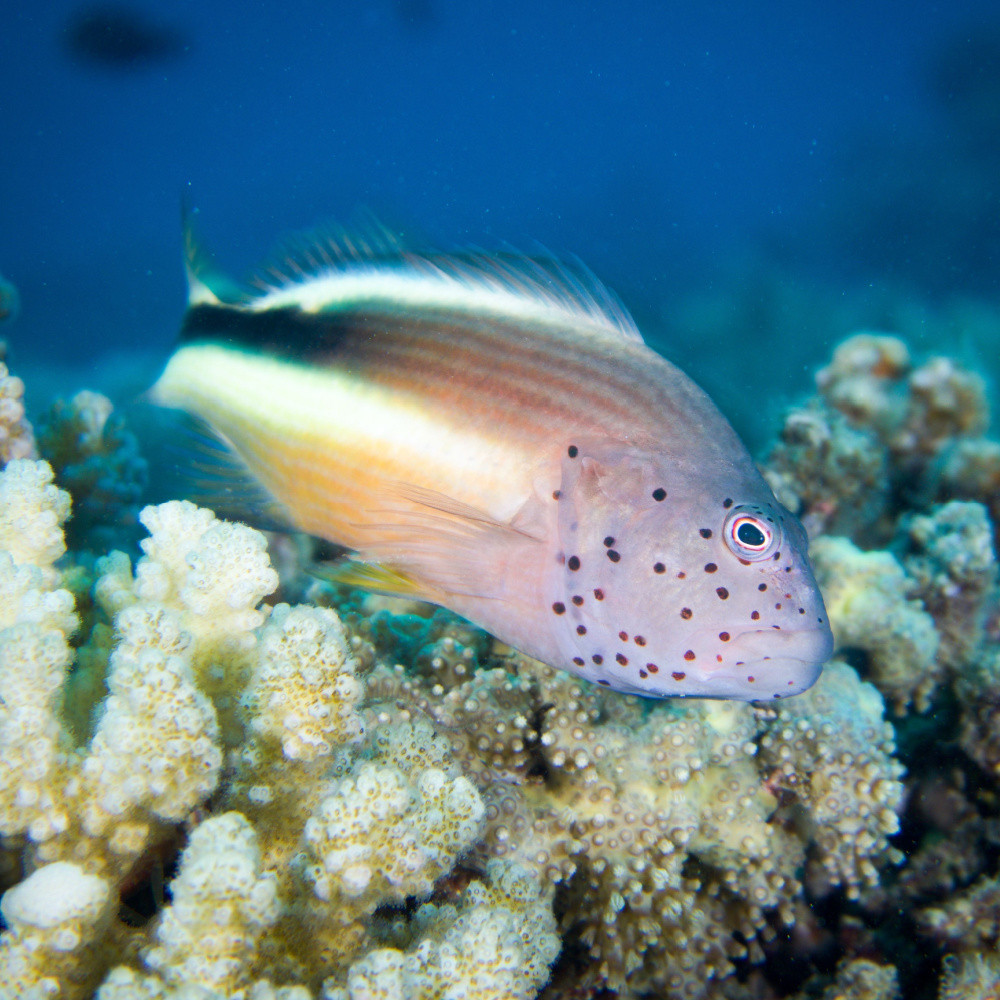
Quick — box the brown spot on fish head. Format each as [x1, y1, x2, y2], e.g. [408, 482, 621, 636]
[547, 442, 830, 698]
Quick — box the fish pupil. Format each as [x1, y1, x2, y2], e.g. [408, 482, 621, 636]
[737, 522, 766, 547]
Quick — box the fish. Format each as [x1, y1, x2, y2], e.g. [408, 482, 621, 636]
[150, 214, 833, 700]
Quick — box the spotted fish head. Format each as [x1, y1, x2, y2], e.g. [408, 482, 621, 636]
[543, 440, 833, 700]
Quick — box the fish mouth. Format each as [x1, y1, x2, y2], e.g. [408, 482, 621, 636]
[723, 626, 834, 699]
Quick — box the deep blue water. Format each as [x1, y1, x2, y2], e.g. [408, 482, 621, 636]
[1, 0, 998, 444]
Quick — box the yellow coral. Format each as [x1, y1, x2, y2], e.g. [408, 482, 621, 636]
[758, 661, 905, 898]
[135, 500, 278, 636]
[0, 624, 75, 842]
[78, 605, 222, 842]
[0, 459, 70, 580]
[131, 500, 279, 742]
[811, 536, 941, 713]
[243, 603, 363, 760]
[0, 362, 35, 465]
[142, 812, 279, 992]
[329, 860, 558, 1000]
[303, 759, 485, 909]
[0, 861, 113, 1000]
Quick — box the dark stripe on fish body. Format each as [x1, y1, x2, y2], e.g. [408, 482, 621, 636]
[180, 302, 735, 455]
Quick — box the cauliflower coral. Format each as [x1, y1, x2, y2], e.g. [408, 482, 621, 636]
[0, 460, 556, 1000]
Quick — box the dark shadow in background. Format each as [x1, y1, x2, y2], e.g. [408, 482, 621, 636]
[63, 4, 188, 69]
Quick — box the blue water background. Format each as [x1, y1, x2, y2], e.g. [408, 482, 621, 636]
[1, 0, 998, 448]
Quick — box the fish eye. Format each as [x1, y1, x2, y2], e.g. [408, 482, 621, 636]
[723, 509, 778, 560]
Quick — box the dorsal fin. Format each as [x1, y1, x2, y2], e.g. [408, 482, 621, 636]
[243, 215, 644, 345]
[181, 201, 249, 307]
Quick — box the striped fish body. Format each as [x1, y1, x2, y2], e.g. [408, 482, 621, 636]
[152, 223, 832, 700]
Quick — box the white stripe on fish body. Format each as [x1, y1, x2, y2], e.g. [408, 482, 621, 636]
[153, 212, 834, 701]
[153, 343, 545, 536]
[251, 258, 643, 345]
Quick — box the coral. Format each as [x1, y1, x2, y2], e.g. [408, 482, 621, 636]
[358, 615, 907, 998]
[327, 860, 559, 1000]
[75, 603, 223, 852]
[0, 466, 522, 998]
[956, 647, 1000, 778]
[817, 958, 900, 1000]
[0, 620, 76, 843]
[301, 753, 485, 913]
[937, 436, 1000, 533]
[0, 458, 71, 580]
[938, 952, 1000, 1000]
[0, 361, 36, 464]
[0, 861, 113, 1000]
[242, 604, 364, 761]
[809, 536, 940, 713]
[889, 776, 992, 901]
[900, 501, 997, 671]
[5, 327, 998, 1000]
[918, 873, 1000, 952]
[129, 499, 280, 743]
[768, 332, 997, 546]
[758, 661, 905, 899]
[100, 812, 281, 997]
[764, 400, 887, 540]
[816, 332, 989, 462]
[815, 333, 913, 434]
[36, 390, 147, 551]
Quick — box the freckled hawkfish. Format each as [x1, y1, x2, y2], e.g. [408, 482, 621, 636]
[151, 214, 833, 700]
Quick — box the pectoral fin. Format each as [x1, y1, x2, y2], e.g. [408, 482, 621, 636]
[348, 480, 547, 602]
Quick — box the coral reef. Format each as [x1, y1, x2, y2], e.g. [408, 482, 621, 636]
[817, 958, 900, 1000]
[937, 952, 1000, 1000]
[0, 360, 36, 464]
[809, 536, 940, 714]
[35, 390, 148, 552]
[0, 329, 998, 999]
[765, 332, 995, 544]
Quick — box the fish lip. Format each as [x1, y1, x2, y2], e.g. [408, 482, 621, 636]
[722, 626, 833, 698]
[729, 626, 833, 663]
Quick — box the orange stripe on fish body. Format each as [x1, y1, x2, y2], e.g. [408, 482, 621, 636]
[151, 216, 833, 700]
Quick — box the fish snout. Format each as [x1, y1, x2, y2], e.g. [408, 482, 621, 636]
[726, 625, 833, 698]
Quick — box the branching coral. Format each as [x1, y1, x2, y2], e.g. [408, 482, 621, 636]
[35, 390, 147, 551]
[937, 952, 1000, 1000]
[766, 332, 996, 545]
[0, 861, 113, 1000]
[0, 458, 71, 578]
[815, 958, 900, 1000]
[918, 873, 1000, 953]
[99, 812, 281, 997]
[301, 753, 485, 910]
[362, 640, 904, 998]
[0, 461, 556, 998]
[757, 662, 905, 898]
[328, 859, 559, 1000]
[0, 361, 36, 465]
[809, 536, 940, 713]
[900, 501, 997, 672]
[815, 333, 989, 464]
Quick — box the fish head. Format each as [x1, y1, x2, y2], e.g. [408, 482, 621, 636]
[544, 439, 833, 700]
